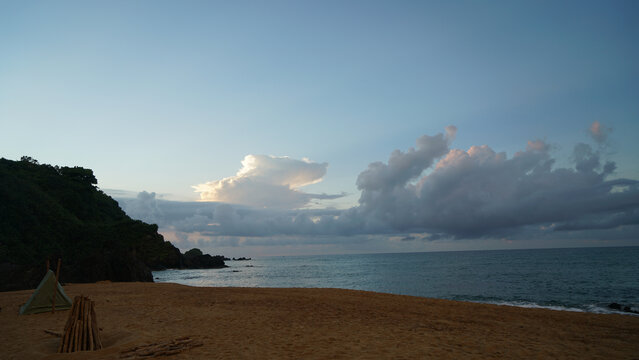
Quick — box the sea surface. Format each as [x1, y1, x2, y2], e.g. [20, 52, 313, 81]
[154, 246, 639, 315]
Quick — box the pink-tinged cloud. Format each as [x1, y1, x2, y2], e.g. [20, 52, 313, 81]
[589, 121, 611, 144]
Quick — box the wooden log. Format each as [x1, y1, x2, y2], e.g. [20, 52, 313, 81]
[65, 296, 79, 330]
[71, 318, 76, 352]
[91, 304, 102, 349]
[62, 320, 69, 351]
[58, 295, 102, 353]
[84, 297, 90, 351]
[44, 329, 62, 337]
[91, 311, 98, 350]
[69, 297, 80, 350]
[80, 297, 84, 351]
[72, 319, 79, 352]
[74, 299, 80, 352]
[69, 297, 81, 352]
[58, 330, 66, 353]
[87, 301, 94, 351]
[62, 296, 80, 353]
[91, 300, 98, 350]
[80, 297, 87, 351]
[79, 298, 84, 351]
[76, 318, 82, 352]
[83, 299, 87, 351]
[58, 328, 66, 353]
[58, 297, 77, 352]
[73, 295, 84, 351]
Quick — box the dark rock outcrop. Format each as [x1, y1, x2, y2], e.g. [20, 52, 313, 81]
[184, 248, 227, 269]
[608, 303, 639, 314]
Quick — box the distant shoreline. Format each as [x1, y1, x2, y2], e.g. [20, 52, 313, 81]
[242, 244, 639, 258]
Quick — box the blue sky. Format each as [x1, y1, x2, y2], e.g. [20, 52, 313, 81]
[1, 1, 638, 256]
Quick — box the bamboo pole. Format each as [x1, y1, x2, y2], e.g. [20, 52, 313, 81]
[77, 296, 84, 352]
[79, 297, 86, 351]
[59, 295, 102, 353]
[92, 304, 102, 349]
[79, 298, 84, 351]
[69, 319, 75, 353]
[67, 305, 75, 352]
[84, 297, 90, 350]
[65, 296, 78, 352]
[58, 296, 78, 352]
[87, 300, 94, 351]
[52, 258, 61, 313]
[59, 298, 70, 352]
[73, 319, 79, 352]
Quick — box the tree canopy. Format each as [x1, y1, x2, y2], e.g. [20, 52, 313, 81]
[0, 157, 224, 291]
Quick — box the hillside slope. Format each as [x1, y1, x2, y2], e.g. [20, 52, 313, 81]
[0, 157, 223, 291]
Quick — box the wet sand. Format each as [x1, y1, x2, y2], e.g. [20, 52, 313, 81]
[1, 282, 638, 359]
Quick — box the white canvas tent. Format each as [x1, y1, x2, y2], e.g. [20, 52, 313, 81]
[19, 270, 72, 315]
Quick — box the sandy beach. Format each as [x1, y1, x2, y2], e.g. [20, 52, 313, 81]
[1, 282, 638, 359]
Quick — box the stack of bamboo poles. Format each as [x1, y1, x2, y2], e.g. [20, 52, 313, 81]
[120, 337, 203, 358]
[58, 295, 102, 353]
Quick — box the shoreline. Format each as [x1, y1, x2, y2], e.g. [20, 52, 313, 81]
[2, 282, 638, 359]
[158, 282, 639, 317]
[153, 272, 639, 317]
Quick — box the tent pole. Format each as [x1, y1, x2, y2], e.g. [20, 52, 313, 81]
[52, 258, 61, 313]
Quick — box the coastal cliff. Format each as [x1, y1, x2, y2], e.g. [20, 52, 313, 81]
[0, 157, 225, 291]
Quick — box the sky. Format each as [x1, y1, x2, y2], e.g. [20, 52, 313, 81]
[1, 0, 638, 257]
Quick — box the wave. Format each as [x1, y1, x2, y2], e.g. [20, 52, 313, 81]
[475, 300, 639, 316]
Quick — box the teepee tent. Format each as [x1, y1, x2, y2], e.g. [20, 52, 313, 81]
[20, 270, 72, 315]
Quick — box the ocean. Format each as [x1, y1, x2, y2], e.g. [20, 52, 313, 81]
[153, 246, 639, 315]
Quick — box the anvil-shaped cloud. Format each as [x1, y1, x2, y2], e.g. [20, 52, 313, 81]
[192, 155, 343, 209]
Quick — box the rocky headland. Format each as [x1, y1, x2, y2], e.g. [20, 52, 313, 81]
[0, 157, 226, 291]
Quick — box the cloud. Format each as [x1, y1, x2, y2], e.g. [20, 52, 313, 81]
[118, 123, 639, 252]
[123, 191, 165, 222]
[192, 155, 343, 209]
[355, 128, 638, 238]
[589, 120, 611, 144]
[356, 126, 456, 192]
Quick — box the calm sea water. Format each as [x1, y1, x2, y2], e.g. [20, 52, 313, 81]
[154, 246, 639, 315]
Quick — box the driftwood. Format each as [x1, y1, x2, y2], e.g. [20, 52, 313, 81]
[44, 329, 62, 337]
[119, 337, 203, 358]
[58, 296, 102, 353]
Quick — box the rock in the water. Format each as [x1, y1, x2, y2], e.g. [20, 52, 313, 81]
[608, 303, 639, 314]
[608, 303, 623, 311]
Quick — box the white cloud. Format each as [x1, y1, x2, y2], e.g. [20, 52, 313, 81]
[354, 123, 637, 239]
[117, 123, 639, 253]
[192, 154, 343, 209]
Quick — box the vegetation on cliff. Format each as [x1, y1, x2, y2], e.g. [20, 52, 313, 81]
[0, 157, 225, 291]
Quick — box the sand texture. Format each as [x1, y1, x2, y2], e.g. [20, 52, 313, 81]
[1, 282, 638, 359]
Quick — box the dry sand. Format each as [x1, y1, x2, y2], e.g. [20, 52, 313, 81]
[1, 282, 638, 359]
